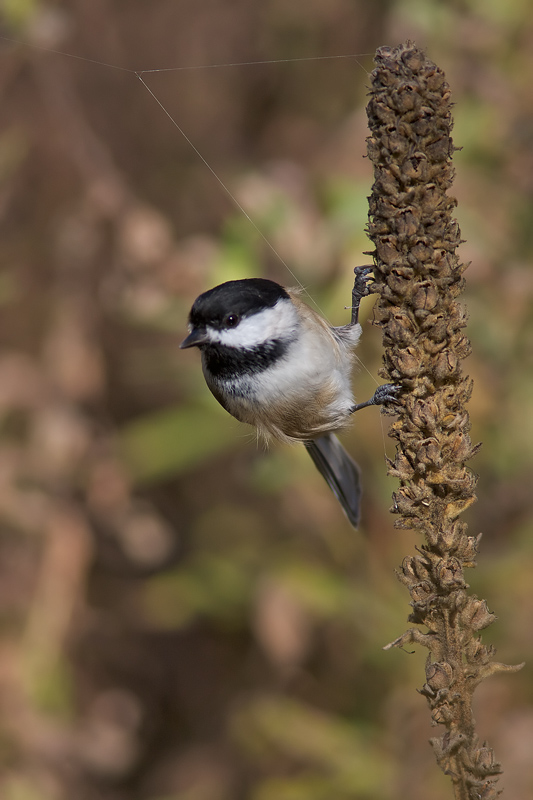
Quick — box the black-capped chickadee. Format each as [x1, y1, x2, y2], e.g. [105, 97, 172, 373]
[180, 267, 399, 527]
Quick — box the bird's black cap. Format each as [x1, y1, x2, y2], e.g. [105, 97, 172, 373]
[188, 278, 290, 330]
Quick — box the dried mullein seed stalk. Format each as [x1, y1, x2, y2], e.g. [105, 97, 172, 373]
[366, 42, 523, 800]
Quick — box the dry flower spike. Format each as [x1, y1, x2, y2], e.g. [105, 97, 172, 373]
[365, 42, 524, 800]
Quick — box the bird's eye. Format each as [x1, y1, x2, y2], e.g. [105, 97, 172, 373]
[224, 313, 240, 328]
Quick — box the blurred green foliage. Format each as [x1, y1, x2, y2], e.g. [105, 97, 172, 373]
[120, 402, 241, 483]
[231, 696, 393, 799]
[2, 0, 39, 28]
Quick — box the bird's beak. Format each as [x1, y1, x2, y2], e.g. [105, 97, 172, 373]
[180, 327, 210, 349]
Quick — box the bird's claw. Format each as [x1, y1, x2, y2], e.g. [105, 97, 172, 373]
[350, 383, 402, 414]
[351, 265, 375, 325]
[352, 265, 374, 301]
[371, 383, 402, 406]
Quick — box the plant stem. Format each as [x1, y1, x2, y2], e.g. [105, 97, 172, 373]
[365, 41, 523, 799]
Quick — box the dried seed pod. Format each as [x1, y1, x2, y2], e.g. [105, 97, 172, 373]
[472, 747, 502, 778]
[425, 660, 454, 691]
[462, 599, 497, 631]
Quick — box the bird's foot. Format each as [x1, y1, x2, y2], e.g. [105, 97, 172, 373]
[350, 383, 402, 413]
[350, 265, 375, 325]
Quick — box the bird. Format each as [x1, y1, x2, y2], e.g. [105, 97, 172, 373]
[180, 266, 399, 527]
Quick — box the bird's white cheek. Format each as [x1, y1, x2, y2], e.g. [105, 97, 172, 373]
[210, 299, 298, 348]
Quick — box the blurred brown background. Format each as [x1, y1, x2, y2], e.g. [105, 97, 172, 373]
[0, 1, 532, 799]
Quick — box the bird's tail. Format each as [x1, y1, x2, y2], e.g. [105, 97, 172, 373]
[304, 433, 362, 528]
